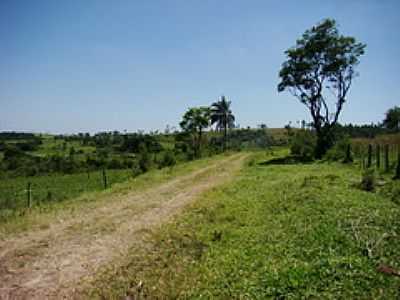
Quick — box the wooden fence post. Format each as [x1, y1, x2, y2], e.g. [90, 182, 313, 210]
[344, 143, 353, 163]
[367, 144, 372, 168]
[360, 148, 366, 169]
[395, 144, 400, 180]
[384, 144, 390, 172]
[102, 168, 108, 189]
[27, 182, 32, 208]
[376, 144, 380, 170]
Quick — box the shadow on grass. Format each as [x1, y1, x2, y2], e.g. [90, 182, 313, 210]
[258, 155, 313, 166]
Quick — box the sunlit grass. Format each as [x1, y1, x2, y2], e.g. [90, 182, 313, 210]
[0, 152, 236, 237]
[86, 151, 400, 299]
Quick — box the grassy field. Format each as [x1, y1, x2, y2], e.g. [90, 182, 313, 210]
[0, 169, 133, 215]
[84, 150, 400, 299]
[352, 132, 400, 146]
[0, 152, 237, 236]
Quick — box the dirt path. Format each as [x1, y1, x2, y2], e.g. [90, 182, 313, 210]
[0, 153, 247, 299]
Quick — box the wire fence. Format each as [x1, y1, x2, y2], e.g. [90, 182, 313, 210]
[352, 142, 400, 175]
[0, 169, 133, 213]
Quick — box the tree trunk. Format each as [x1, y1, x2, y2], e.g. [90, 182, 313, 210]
[314, 127, 333, 159]
[223, 124, 227, 151]
[197, 129, 202, 157]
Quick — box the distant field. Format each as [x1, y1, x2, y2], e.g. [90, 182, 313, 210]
[352, 132, 400, 146]
[0, 169, 132, 217]
[266, 127, 289, 140]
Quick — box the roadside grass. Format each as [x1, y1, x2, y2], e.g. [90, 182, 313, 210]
[0, 169, 133, 212]
[0, 152, 237, 238]
[85, 151, 400, 299]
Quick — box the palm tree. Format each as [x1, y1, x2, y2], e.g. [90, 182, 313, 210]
[180, 106, 211, 157]
[210, 95, 235, 150]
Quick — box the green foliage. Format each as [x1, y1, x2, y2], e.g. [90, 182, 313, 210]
[120, 133, 162, 153]
[290, 129, 316, 161]
[179, 107, 210, 134]
[138, 144, 152, 173]
[131, 161, 142, 178]
[227, 128, 275, 150]
[383, 106, 400, 131]
[278, 18, 366, 158]
[360, 168, 376, 192]
[180, 106, 211, 157]
[210, 95, 235, 150]
[158, 150, 176, 169]
[324, 137, 353, 163]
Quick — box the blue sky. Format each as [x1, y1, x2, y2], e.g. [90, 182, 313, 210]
[0, 0, 399, 133]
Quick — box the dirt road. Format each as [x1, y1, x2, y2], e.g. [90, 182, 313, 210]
[0, 153, 247, 299]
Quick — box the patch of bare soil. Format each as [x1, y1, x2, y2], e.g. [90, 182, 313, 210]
[0, 154, 247, 299]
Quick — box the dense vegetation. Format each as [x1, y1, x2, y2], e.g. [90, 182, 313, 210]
[0, 124, 284, 214]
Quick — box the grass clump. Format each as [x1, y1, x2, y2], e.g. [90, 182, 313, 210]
[360, 168, 376, 192]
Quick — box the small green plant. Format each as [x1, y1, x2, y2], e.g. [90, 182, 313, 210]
[131, 161, 142, 178]
[158, 151, 176, 169]
[247, 157, 256, 167]
[360, 168, 376, 192]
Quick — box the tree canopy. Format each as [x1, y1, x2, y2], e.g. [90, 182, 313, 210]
[278, 18, 366, 157]
[179, 106, 211, 157]
[210, 95, 235, 150]
[383, 106, 400, 131]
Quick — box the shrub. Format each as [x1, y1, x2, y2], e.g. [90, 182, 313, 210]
[290, 129, 316, 161]
[131, 161, 142, 177]
[108, 158, 123, 169]
[360, 168, 376, 192]
[138, 144, 152, 173]
[324, 137, 353, 163]
[158, 151, 176, 169]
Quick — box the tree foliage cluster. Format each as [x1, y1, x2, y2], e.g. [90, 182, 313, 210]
[278, 18, 366, 158]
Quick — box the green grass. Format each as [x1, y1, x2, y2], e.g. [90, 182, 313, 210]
[34, 137, 96, 156]
[0, 152, 236, 236]
[85, 151, 400, 299]
[0, 169, 132, 213]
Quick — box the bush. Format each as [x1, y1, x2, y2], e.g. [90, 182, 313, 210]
[108, 158, 123, 169]
[138, 143, 152, 173]
[324, 137, 353, 163]
[290, 129, 316, 161]
[158, 151, 176, 169]
[360, 168, 376, 192]
[131, 161, 142, 177]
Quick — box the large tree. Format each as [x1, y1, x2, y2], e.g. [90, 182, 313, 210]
[179, 106, 211, 157]
[278, 19, 366, 158]
[210, 95, 235, 150]
[383, 106, 400, 132]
